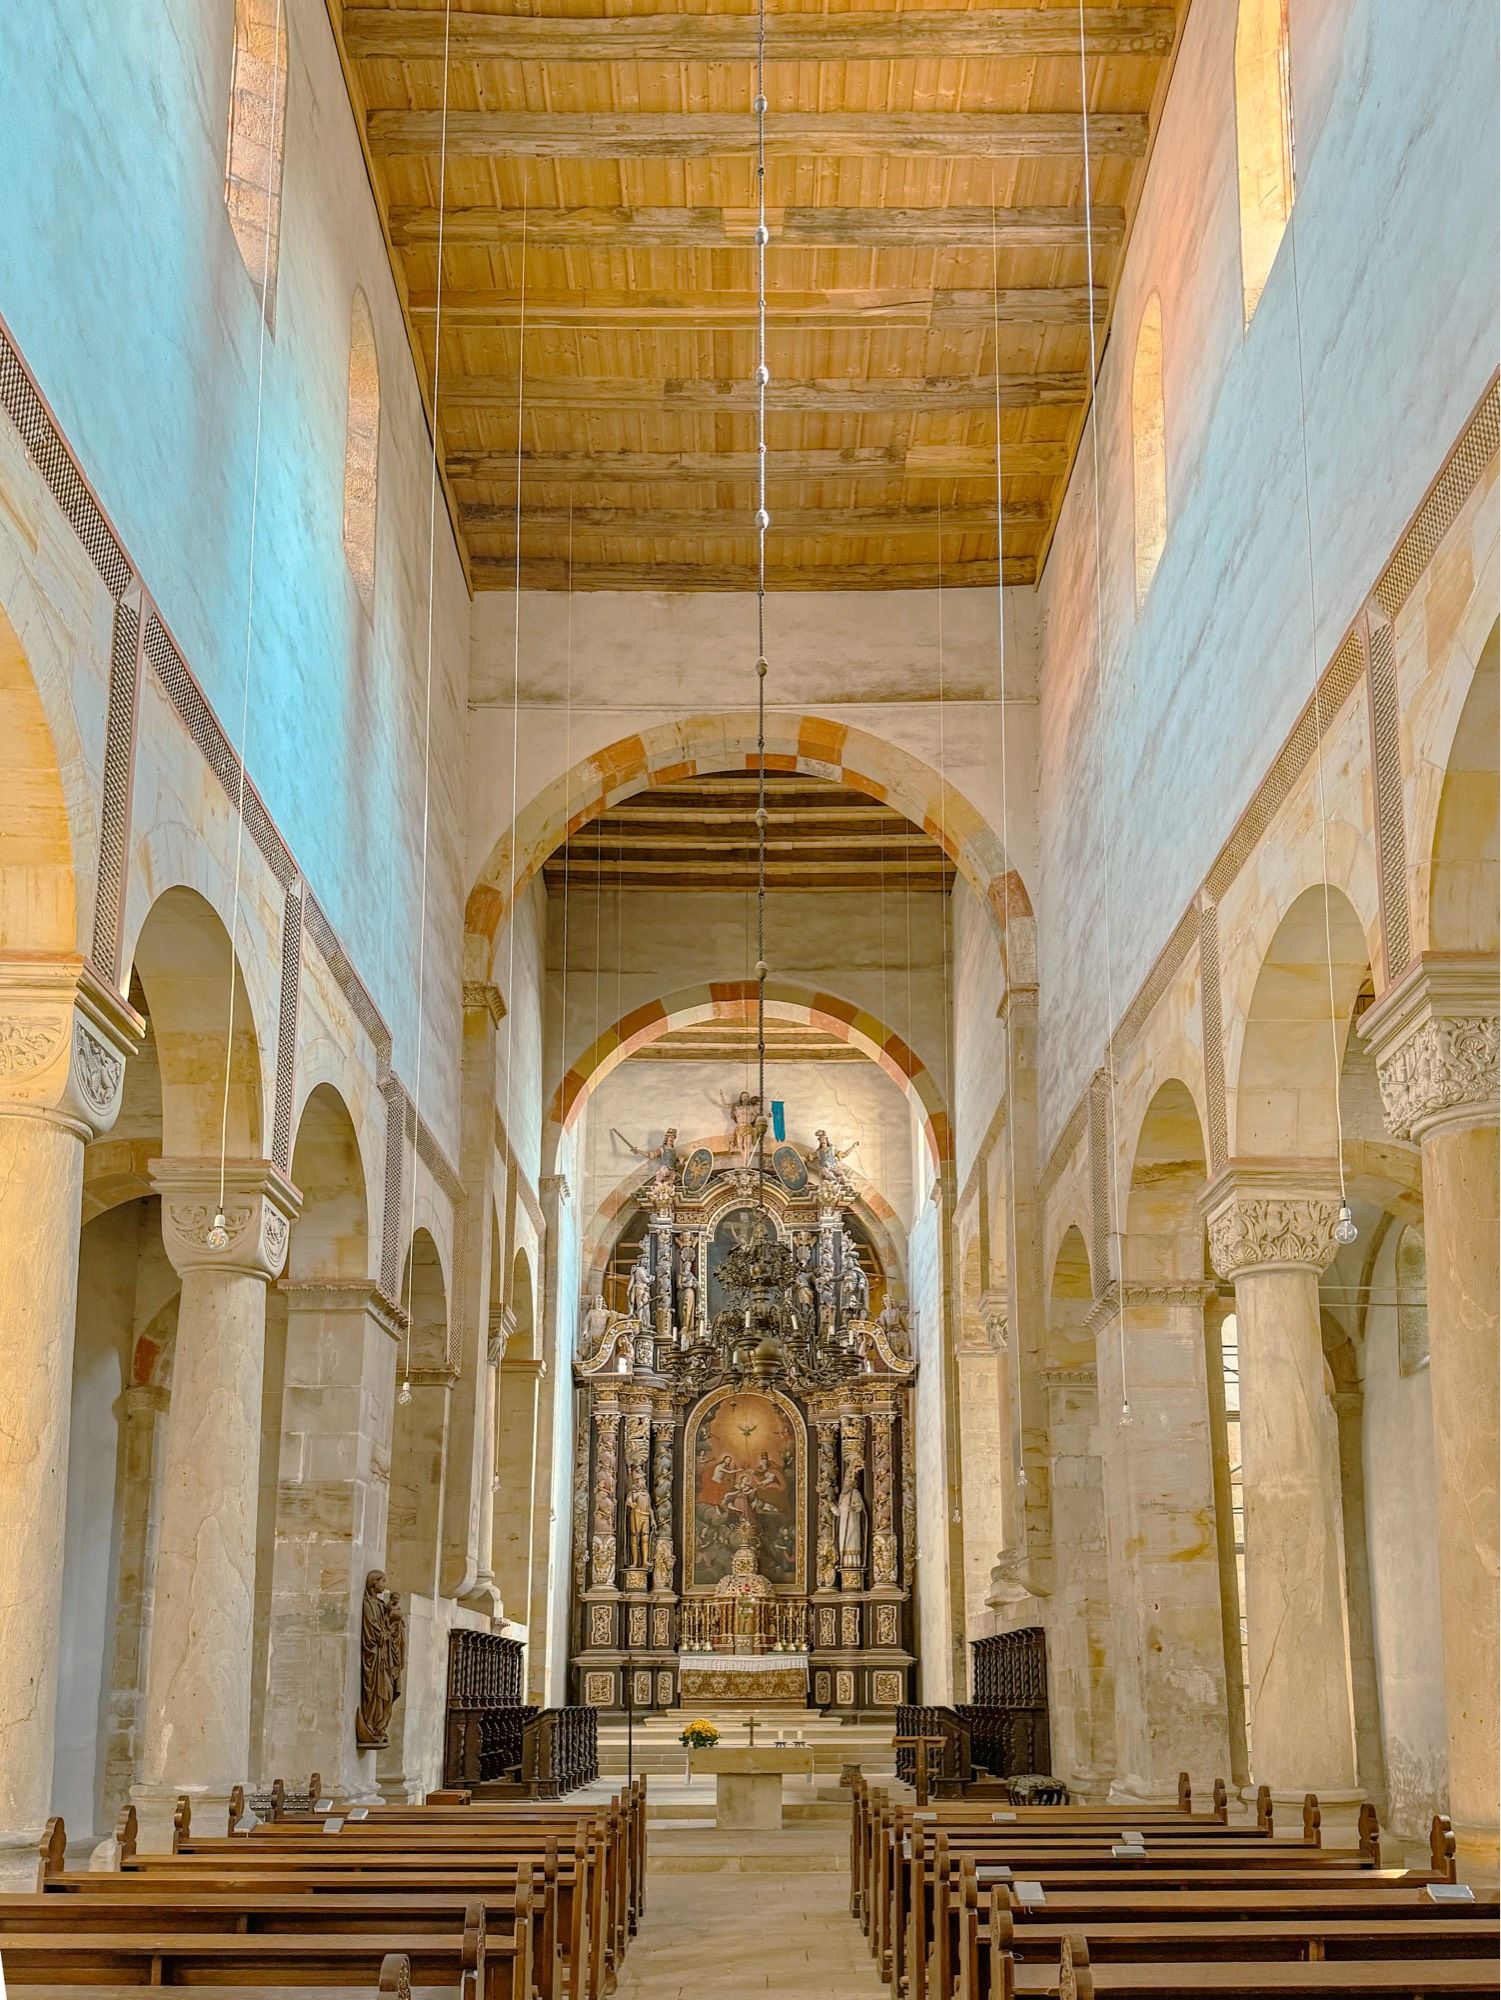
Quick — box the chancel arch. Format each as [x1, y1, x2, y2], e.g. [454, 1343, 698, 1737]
[465, 712, 1033, 988]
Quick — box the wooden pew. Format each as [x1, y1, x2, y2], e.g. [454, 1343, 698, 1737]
[0, 1898, 500, 1997]
[4, 1954, 440, 2000]
[1035, 1931, 1501, 1998]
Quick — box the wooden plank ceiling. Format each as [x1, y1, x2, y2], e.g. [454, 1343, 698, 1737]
[327, 0, 1190, 590]
[540, 772, 956, 890]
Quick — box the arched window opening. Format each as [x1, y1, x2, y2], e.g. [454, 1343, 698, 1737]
[1234, 0, 1294, 325]
[1131, 294, 1167, 606]
[343, 289, 380, 612]
[224, 0, 288, 327]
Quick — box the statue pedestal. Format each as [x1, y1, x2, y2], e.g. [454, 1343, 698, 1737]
[689, 1746, 815, 1829]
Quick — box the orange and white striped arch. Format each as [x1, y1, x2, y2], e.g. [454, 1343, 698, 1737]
[465, 711, 1033, 984]
[546, 979, 951, 1175]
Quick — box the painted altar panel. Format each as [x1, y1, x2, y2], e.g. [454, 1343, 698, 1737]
[686, 1387, 805, 1592]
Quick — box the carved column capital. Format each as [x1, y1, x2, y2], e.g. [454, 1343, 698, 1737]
[540, 1173, 571, 1207]
[151, 1157, 301, 1281]
[462, 980, 507, 1026]
[1359, 954, 1499, 1143]
[0, 956, 142, 1138]
[1202, 1164, 1341, 1280]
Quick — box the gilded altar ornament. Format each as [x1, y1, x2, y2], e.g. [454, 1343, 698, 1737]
[355, 1570, 406, 1748]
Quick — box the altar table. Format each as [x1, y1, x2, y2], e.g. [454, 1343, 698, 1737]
[688, 1745, 817, 1829]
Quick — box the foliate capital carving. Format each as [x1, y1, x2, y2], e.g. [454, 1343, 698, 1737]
[1359, 956, 1499, 1143]
[0, 958, 141, 1137]
[152, 1157, 301, 1280]
[461, 980, 507, 1027]
[1203, 1166, 1340, 1280]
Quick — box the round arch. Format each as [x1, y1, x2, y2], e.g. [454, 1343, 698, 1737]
[1228, 881, 1372, 1161]
[545, 979, 951, 1171]
[465, 711, 1033, 982]
[130, 884, 267, 1156]
[1423, 617, 1498, 956]
[286, 1082, 371, 1282]
[0, 602, 79, 953]
[1125, 1078, 1209, 1285]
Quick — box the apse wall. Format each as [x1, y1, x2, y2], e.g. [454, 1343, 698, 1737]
[0, 0, 470, 1107]
[1033, 0, 1501, 1148]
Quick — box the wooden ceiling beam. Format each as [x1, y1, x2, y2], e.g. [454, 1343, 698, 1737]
[369, 110, 1147, 161]
[449, 443, 1067, 480]
[388, 203, 1126, 249]
[444, 372, 1086, 414]
[409, 287, 1104, 328]
[460, 500, 1045, 533]
[345, 8, 1176, 63]
[469, 558, 1034, 589]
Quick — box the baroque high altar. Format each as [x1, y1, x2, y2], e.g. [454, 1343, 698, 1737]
[569, 1116, 917, 1715]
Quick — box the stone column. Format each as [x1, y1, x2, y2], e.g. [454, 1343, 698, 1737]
[261, 1280, 400, 1802]
[1091, 1281, 1230, 1800]
[1204, 1167, 1357, 1801]
[101, 1381, 170, 1828]
[0, 959, 138, 1889]
[1362, 956, 1499, 1859]
[953, 1306, 1009, 1632]
[132, 1158, 300, 1847]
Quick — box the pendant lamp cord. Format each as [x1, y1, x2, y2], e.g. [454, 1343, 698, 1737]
[753, 0, 771, 1212]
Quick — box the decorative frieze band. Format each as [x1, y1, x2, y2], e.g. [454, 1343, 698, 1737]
[1085, 1278, 1216, 1337]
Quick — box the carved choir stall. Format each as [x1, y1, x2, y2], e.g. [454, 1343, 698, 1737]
[569, 1113, 917, 1715]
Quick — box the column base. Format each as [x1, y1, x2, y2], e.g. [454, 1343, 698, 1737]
[0, 1832, 46, 1892]
[129, 1783, 238, 1852]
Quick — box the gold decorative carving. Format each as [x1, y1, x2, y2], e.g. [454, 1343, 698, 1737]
[872, 1669, 904, 1705]
[835, 1669, 856, 1706]
[589, 1604, 614, 1647]
[584, 1671, 615, 1707]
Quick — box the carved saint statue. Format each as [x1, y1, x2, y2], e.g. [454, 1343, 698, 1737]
[355, 1570, 406, 1748]
[675, 1234, 699, 1333]
[836, 1465, 867, 1585]
[627, 1252, 652, 1325]
[581, 1292, 613, 1355]
[839, 1239, 870, 1320]
[809, 1128, 858, 1182]
[792, 1265, 818, 1333]
[875, 1298, 912, 1362]
[613, 1125, 680, 1188]
[625, 1472, 656, 1572]
[652, 1529, 676, 1593]
[717, 1087, 763, 1161]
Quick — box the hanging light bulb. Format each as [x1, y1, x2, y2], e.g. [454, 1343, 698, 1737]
[397, 1379, 413, 1407]
[1120, 1398, 1133, 1427]
[206, 1207, 230, 1251]
[1334, 1200, 1358, 1247]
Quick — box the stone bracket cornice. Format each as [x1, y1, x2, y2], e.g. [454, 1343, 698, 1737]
[1086, 1278, 1216, 1335]
[279, 1278, 405, 1340]
[0, 956, 143, 1137]
[1202, 1162, 1342, 1280]
[151, 1156, 302, 1280]
[462, 980, 507, 1027]
[1358, 954, 1499, 1143]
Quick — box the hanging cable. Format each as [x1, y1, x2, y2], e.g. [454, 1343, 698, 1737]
[500, 191, 530, 1281]
[1287, 171, 1357, 1248]
[989, 183, 1029, 1493]
[1075, 0, 1133, 1425]
[397, 0, 457, 1402]
[209, 0, 287, 1251]
[752, 0, 771, 1212]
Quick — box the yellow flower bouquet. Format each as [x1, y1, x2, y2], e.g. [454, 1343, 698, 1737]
[679, 1717, 720, 1749]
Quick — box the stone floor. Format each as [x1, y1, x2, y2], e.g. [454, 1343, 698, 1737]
[616, 1806, 881, 1997]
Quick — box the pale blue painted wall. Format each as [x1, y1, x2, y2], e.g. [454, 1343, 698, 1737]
[1035, 0, 1500, 1146]
[0, 0, 469, 1118]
